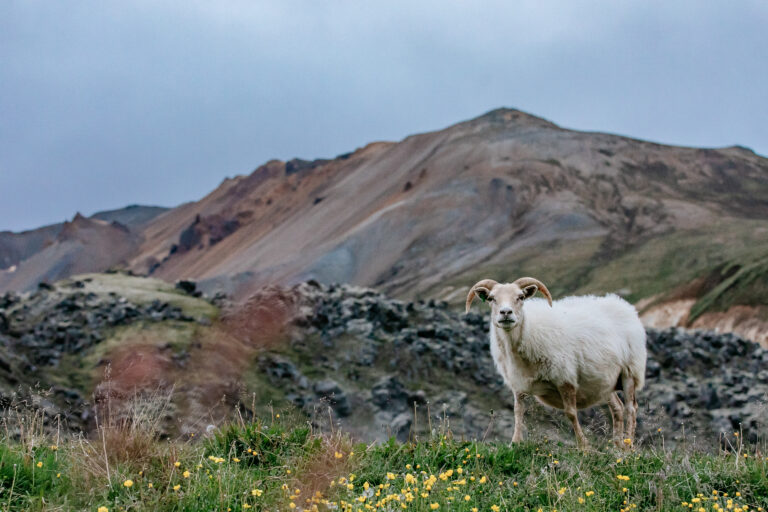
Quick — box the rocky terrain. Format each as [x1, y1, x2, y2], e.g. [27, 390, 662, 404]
[1, 109, 767, 343]
[2, 273, 764, 449]
[0, 273, 216, 433]
[257, 282, 767, 445]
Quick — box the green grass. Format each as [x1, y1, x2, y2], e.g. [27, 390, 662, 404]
[438, 220, 768, 318]
[1, 418, 766, 512]
[689, 256, 768, 322]
[51, 321, 202, 393]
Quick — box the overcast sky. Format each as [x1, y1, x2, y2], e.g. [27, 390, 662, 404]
[1, 1, 766, 232]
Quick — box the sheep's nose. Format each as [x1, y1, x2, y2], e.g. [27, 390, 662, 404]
[499, 308, 513, 316]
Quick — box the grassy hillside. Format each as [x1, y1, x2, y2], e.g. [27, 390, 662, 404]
[0, 415, 766, 512]
[439, 219, 768, 319]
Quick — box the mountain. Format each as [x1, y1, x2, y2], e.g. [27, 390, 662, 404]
[0, 205, 168, 290]
[0, 214, 141, 292]
[2, 109, 767, 343]
[90, 204, 169, 228]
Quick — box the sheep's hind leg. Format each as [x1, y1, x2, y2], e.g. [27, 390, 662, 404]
[559, 383, 589, 450]
[512, 392, 526, 443]
[622, 370, 638, 447]
[608, 392, 625, 449]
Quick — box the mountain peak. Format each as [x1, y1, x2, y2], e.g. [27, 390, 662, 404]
[473, 107, 560, 129]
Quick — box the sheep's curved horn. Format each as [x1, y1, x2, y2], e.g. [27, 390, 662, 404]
[465, 279, 498, 313]
[513, 277, 553, 307]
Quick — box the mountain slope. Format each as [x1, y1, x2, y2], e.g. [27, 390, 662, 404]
[128, 109, 768, 342]
[2, 109, 768, 342]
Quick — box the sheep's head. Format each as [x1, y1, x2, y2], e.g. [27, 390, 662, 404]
[465, 277, 552, 331]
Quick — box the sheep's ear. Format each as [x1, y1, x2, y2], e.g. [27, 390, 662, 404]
[465, 279, 498, 313]
[474, 287, 491, 302]
[522, 284, 538, 300]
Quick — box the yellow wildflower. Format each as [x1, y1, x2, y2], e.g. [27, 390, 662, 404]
[98, 508, 109, 512]
[174, 461, 181, 467]
[491, 506, 501, 512]
[559, 487, 567, 495]
[36, 461, 43, 468]
[335, 452, 343, 459]
[251, 489, 263, 496]
[173, 484, 181, 491]
[182, 471, 191, 478]
[430, 504, 439, 510]
[123, 479, 133, 488]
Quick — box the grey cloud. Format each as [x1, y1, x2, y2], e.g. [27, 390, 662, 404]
[1, 0, 766, 231]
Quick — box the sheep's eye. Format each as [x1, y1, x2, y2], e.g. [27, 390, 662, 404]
[518, 294, 524, 301]
[487, 296, 495, 302]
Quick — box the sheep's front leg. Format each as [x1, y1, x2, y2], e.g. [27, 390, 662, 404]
[622, 373, 638, 446]
[559, 383, 589, 449]
[608, 392, 625, 448]
[512, 392, 526, 442]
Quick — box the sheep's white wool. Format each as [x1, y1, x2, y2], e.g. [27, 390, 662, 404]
[491, 294, 646, 410]
[467, 277, 647, 446]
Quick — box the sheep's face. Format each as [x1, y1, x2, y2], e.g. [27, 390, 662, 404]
[474, 283, 539, 331]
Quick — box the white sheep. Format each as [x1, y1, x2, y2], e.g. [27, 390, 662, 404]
[465, 277, 647, 449]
